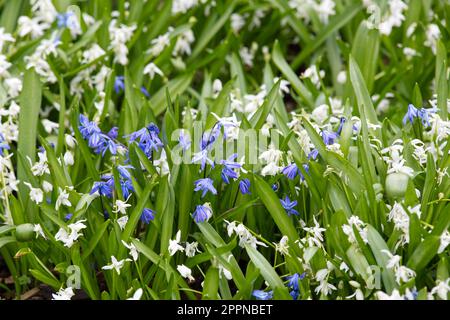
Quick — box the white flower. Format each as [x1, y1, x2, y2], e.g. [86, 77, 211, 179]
[65, 134, 77, 148]
[42, 180, 53, 193]
[127, 288, 143, 300]
[63, 150, 74, 166]
[275, 235, 290, 256]
[239, 46, 254, 67]
[431, 279, 450, 300]
[4, 77, 22, 98]
[376, 289, 404, 300]
[113, 197, 131, 215]
[311, 104, 329, 124]
[108, 19, 136, 65]
[150, 33, 170, 57]
[23, 182, 44, 204]
[231, 14, 245, 33]
[143, 62, 164, 79]
[117, 215, 128, 230]
[425, 24, 440, 54]
[304, 217, 327, 247]
[0, 54, 11, 77]
[185, 241, 200, 258]
[82, 43, 106, 63]
[337, 70, 347, 84]
[29, 152, 50, 176]
[0, 27, 15, 52]
[438, 230, 450, 254]
[274, 77, 290, 95]
[382, 249, 401, 269]
[168, 230, 184, 256]
[52, 287, 75, 300]
[177, 264, 194, 281]
[55, 220, 87, 248]
[33, 224, 46, 239]
[56, 188, 72, 210]
[173, 29, 195, 56]
[121, 240, 139, 261]
[172, 0, 199, 15]
[18, 16, 47, 39]
[302, 65, 324, 88]
[102, 256, 131, 275]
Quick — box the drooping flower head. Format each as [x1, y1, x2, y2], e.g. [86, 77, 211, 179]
[140, 208, 156, 224]
[193, 203, 213, 223]
[194, 178, 217, 198]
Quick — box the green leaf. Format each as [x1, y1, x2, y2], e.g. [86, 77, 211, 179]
[407, 235, 441, 271]
[17, 69, 42, 206]
[272, 41, 313, 107]
[366, 225, 397, 293]
[244, 244, 291, 299]
[249, 80, 280, 130]
[349, 55, 378, 124]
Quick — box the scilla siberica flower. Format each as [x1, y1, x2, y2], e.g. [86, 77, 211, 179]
[140, 208, 155, 224]
[114, 75, 125, 93]
[193, 203, 213, 223]
[280, 195, 299, 216]
[252, 290, 273, 300]
[78, 115, 118, 156]
[321, 130, 339, 145]
[0, 133, 10, 155]
[239, 178, 251, 194]
[282, 163, 309, 181]
[403, 104, 434, 127]
[194, 178, 217, 198]
[127, 123, 163, 159]
[220, 153, 241, 184]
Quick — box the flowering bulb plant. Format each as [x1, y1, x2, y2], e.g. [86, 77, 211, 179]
[0, 0, 449, 301]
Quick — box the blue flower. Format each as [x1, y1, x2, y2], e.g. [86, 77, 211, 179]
[220, 154, 241, 184]
[178, 131, 191, 151]
[239, 179, 251, 195]
[286, 273, 305, 291]
[417, 108, 433, 127]
[140, 86, 150, 98]
[107, 127, 118, 139]
[64, 213, 73, 221]
[290, 290, 299, 300]
[90, 180, 113, 198]
[56, 12, 73, 28]
[117, 165, 134, 181]
[403, 104, 418, 125]
[308, 149, 319, 160]
[0, 134, 10, 156]
[140, 208, 155, 224]
[114, 76, 125, 93]
[94, 135, 117, 156]
[280, 196, 299, 216]
[272, 183, 279, 191]
[194, 178, 217, 198]
[252, 290, 273, 300]
[321, 130, 338, 145]
[120, 178, 134, 199]
[79, 114, 102, 147]
[191, 149, 214, 170]
[282, 163, 299, 180]
[402, 104, 435, 127]
[201, 125, 221, 150]
[192, 204, 212, 223]
[299, 164, 309, 181]
[127, 123, 164, 158]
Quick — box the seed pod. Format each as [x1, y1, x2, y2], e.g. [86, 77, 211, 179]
[15, 223, 35, 242]
[385, 172, 409, 199]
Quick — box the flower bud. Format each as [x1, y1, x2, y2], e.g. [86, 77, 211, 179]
[385, 172, 409, 199]
[15, 223, 35, 242]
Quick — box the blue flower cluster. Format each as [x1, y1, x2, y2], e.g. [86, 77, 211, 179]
[252, 272, 306, 300]
[403, 104, 434, 127]
[81, 114, 162, 224]
[126, 123, 163, 159]
[79, 115, 118, 156]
